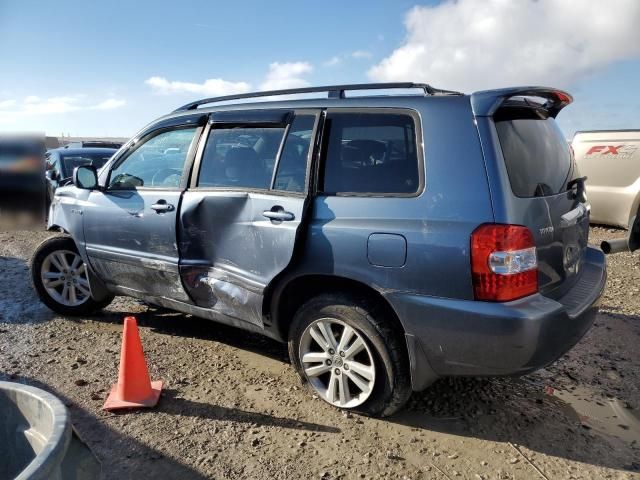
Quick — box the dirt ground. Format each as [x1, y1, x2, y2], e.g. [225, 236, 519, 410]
[1, 226, 639, 480]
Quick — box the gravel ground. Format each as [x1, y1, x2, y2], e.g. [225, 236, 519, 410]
[1, 226, 639, 479]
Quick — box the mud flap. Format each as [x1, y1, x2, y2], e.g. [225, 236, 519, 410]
[405, 333, 438, 391]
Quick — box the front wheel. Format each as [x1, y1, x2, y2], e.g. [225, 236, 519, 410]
[288, 294, 412, 417]
[31, 236, 114, 316]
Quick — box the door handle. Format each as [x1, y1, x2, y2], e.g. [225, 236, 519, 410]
[263, 208, 295, 221]
[151, 201, 174, 213]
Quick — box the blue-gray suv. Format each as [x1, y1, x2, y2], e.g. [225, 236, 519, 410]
[31, 83, 606, 416]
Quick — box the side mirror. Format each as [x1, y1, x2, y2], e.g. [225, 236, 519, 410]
[73, 165, 98, 190]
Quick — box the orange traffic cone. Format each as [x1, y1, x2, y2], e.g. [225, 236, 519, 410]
[103, 316, 162, 411]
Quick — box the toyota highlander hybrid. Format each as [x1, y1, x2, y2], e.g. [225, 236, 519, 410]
[32, 83, 606, 416]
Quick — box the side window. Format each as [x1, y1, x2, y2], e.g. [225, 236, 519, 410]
[321, 112, 420, 195]
[45, 154, 56, 174]
[197, 127, 285, 189]
[273, 115, 315, 193]
[53, 159, 63, 177]
[108, 127, 196, 190]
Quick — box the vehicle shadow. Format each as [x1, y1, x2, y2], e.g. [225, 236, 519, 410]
[598, 304, 640, 323]
[91, 305, 289, 363]
[152, 389, 339, 433]
[82, 303, 640, 474]
[82, 307, 638, 474]
[0, 373, 208, 480]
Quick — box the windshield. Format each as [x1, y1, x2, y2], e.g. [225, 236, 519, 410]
[60, 152, 113, 177]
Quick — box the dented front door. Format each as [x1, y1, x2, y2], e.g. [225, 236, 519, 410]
[84, 126, 200, 301]
[178, 110, 319, 326]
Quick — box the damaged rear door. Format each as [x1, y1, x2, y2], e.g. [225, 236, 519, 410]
[179, 109, 320, 326]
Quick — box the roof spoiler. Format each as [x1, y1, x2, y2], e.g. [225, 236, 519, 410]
[470, 87, 572, 118]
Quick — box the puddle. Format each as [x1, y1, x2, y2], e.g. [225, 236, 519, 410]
[545, 385, 640, 444]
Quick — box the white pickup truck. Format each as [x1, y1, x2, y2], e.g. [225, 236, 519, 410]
[573, 129, 640, 229]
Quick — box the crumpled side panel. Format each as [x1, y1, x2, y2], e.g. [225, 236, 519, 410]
[181, 265, 264, 326]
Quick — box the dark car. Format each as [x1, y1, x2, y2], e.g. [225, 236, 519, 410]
[64, 140, 123, 149]
[32, 83, 606, 416]
[45, 148, 116, 205]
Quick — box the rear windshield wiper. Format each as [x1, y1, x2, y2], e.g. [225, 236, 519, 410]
[533, 182, 553, 197]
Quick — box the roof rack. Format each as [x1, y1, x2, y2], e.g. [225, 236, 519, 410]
[174, 82, 461, 112]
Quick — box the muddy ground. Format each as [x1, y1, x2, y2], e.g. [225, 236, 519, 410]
[1, 227, 639, 479]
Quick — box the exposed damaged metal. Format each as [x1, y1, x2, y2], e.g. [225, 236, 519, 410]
[181, 265, 264, 326]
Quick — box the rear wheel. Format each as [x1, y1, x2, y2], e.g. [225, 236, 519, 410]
[31, 236, 114, 316]
[288, 294, 411, 417]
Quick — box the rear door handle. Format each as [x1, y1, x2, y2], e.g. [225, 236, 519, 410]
[262, 208, 295, 221]
[151, 201, 174, 213]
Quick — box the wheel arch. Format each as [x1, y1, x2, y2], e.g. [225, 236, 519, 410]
[267, 272, 438, 392]
[47, 224, 69, 234]
[34, 232, 113, 302]
[267, 273, 406, 344]
[629, 189, 640, 228]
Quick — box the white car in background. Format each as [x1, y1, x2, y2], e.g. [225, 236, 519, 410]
[573, 129, 640, 229]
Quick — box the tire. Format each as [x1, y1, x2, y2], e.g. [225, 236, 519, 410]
[31, 236, 114, 316]
[288, 293, 412, 417]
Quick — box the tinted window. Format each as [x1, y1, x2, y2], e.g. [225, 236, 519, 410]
[198, 127, 285, 189]
[495, 116, 572, 197]
[108, 128, 195, 189]
[273, 115, 315, 193]
[321, 112, 420, 194]
[60, 152, 113, 177]
[53, 159, 63, 177]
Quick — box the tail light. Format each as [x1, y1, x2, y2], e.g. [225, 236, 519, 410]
[471, 224, 538, 301]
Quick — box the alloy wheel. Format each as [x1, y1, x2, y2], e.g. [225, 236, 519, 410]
[299, 318, 376, 408]
[40, 250, 91, 307]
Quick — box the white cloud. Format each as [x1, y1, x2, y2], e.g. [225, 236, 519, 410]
[92, 98, 127, 110]
[351, 50, 372, 59]
[145, 76, 251, 96]
[145, 61, 314, 98]
[0, 95, 126, 122]
[369, 0, 640, 92]
[21, 96, 81, 115]
[259, 62, 313, 90]
[323, 56, 342, 67]
[324, 51, 373, 67]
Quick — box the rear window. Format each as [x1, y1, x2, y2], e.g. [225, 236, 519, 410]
[495, 115, 572, 197]
[321, 112, 420, 195]
[60, 153, 113, 177]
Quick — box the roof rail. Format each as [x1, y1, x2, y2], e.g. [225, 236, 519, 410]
[173, 82, 461, 112]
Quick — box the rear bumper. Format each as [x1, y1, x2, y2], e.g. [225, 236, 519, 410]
[389, 247, 606, 391]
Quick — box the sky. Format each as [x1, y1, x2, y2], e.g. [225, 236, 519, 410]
[0, 0, 639, 139]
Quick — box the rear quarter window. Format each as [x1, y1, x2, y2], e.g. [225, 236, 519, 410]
[321, 111, 421, 195]
[495, 115, 573, 197]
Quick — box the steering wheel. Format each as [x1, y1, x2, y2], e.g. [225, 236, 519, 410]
[151, 168, 182, 187]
